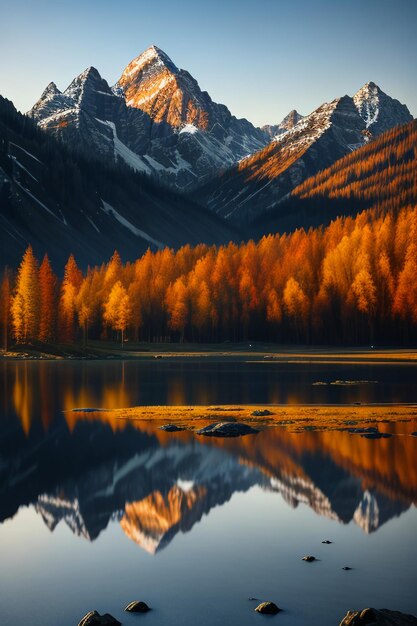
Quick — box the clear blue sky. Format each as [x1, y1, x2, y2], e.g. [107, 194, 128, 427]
[1, 0, 416, 126]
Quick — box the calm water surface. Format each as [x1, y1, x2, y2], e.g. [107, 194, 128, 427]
[0, 360, 416, 626]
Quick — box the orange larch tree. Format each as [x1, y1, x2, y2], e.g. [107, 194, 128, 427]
[38, 254, 58, 343]
[11, 246, 40, 343]
[59, 254, 83, 343]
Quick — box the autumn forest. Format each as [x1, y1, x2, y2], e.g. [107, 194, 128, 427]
[1, 201, 417, 348]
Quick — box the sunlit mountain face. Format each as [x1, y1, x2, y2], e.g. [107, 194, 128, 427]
[1, 362, 416, 555]
[28, 45, 268, 192]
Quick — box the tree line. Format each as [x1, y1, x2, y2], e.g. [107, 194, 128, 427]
[1, 204, 417, 348]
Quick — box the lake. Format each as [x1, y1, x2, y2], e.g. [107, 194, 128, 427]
[0, 359, 416, 626]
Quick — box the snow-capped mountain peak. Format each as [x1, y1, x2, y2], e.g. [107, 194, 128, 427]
[116, 45, 179, 92]
[353, 81, 412, 134]
[262, 109, 304, 139]
[42, 81, 62, 98]
[63, 66, 111, 104]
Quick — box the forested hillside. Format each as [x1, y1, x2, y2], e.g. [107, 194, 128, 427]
[256, 120, 417, 234]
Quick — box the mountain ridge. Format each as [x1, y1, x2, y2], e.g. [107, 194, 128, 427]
[28, 46, 269, 190]
[195, 83, 412, 223]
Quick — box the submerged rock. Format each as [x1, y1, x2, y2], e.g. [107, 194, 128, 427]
[411, 432, 417, 437]
[196, 422, 259, 437]
[348, 427, 379, 434]
[342, 566, 353, 570]
[159, 424, 186, 432]
[339, 607, 417, 625]
[125, 601, 151, 613]
[322, 540, 333, 544]
[251, 409, 273, 416]
[255, 601, 281, 615]
[361, 432, 392, 439]
[78, 611, 121, 626]
[302, 555, 317, 562]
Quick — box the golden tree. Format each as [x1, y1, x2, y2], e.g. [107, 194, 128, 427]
[39, 254, 58, 343]
[11, 246, 40, 343]
[59, 254, 83, 343]
[103, 280, 132, 347]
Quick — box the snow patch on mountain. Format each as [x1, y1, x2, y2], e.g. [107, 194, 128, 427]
[101, 200, 164, 248]
[95, 119, 152, 174]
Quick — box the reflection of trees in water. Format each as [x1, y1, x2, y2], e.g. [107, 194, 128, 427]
[3, 360, 136, 434]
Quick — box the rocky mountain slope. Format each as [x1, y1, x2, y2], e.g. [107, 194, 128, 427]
[0, 95, 239, 268]
[196, 83, 412, 224]
[28, 46, 269, 191]
[254, 118, 417, 236]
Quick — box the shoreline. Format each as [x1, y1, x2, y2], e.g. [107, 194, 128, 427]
[2, 342, 417, 364]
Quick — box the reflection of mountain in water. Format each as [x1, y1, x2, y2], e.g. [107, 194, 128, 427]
[32, 440, 266, 552]
[1, 409, 415, 554]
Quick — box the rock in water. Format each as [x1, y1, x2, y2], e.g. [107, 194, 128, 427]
[302, 555, 317, 562]
[361, 432, 392, 439]
[125, 601, 151, 613]
[159, 424, 185, 432]
[255, 602, 281, 615]
[196, 422, 259, 437]
[322, 540, 333, 544]
[78, 611, 121, 626]
[251, 409, 273, 416]
[339, 607, 417, 625]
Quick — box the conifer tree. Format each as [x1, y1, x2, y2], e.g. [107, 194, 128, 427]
[11, 246, 40, 343]
[0, 269, 11, 351]
[59, 254, 83, 343]
[39, 254, 58, 343]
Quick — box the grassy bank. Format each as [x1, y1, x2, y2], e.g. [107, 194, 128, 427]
[2, 340, 417, 363]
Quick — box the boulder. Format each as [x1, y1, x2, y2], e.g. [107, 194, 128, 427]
[255, 601, 281, 615]
[361, 432, 392, 439]
[159, 424, 185, 432]
[125, 601, 151, 613]
[196, 422, 259, 437]
[251, 409, 273, 416]
[78, 611, 121, 626]
[339, 608, 417, 625]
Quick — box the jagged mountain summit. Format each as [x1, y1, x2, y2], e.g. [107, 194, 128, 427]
[28, 46, 269, 190]
[262, 109, 304, 139]
[353, 81, 412, 135]
[196, 82, 413, 223]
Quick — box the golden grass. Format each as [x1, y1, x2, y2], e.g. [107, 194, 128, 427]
[84, 403, 417, 433]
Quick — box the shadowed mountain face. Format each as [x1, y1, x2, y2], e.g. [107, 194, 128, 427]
[1, 390, 415, 554]
[0, 96, 239, 268]
[28, 46, 268, 191]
